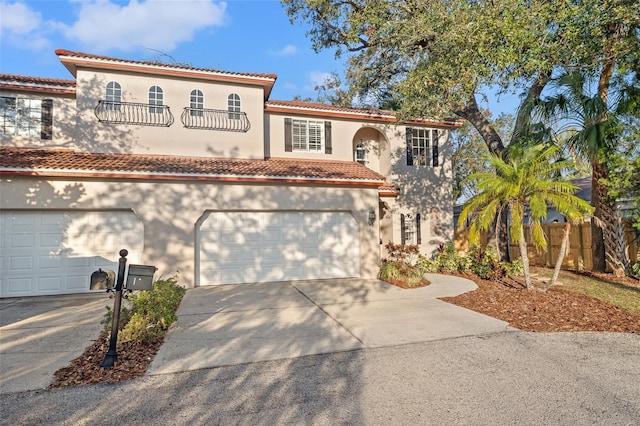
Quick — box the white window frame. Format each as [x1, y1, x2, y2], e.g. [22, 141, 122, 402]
[148, 86, 164, 114]
[411, 128, 431, 166]
[0, 96, 42, 138]
[190, 89, 204, 117]
[227, 93, 241, 120]
[403, 213, 415, 244]
[105, 82, 122, 111]
[292, 119, 324, 152]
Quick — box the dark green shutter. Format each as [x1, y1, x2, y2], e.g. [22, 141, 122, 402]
[324, 121, 332, 154]
[432, 130, 439, 166]
[41, 99, 53, 140]
[406, 127, 413, 166]
[416, 213, 421, 244]
[284, 117, 292, 152]
[400, 214, 406, 244]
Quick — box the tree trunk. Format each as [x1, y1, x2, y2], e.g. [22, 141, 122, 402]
[518, 224, 532, 289]
[591, 165, 607, 272]
[549, 222, 571, 289]
[453, 96, 506, 156]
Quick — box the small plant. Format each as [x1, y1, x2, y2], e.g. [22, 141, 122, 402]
[103, 277, 186, 343]
[384, 242, 420, 264]
[467, 244, 505, 280]
[120, 277, 185, 342]
[379, 242, 429, 288]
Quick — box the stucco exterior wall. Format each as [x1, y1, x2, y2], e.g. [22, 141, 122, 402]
[0, 89, 76, 149]
[1, 177, 381, 287]
[74, 68, 266, 158]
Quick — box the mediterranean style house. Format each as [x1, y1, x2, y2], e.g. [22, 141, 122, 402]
[0, 49, 461, 297]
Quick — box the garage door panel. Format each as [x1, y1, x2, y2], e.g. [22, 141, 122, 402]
[1, 211, 144, 297]
[199, 211, 359, 285]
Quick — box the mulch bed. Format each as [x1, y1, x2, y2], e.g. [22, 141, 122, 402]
[49, 332, 163, 388]
[441, 273, 640, 333]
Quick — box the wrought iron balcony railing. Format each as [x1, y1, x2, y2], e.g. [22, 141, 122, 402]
[181, 107, 251, 132]
[94, 101, 175, 127]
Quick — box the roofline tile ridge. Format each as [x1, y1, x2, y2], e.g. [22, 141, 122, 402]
[55, 49, 277, 80]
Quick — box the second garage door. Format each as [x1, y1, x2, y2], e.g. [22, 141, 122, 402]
[198, 211, 360, 285]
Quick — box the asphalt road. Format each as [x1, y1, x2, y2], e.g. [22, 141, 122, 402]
[1, 331, 639, 425]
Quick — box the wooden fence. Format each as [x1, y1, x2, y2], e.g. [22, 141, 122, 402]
[454, 221, 639, 271]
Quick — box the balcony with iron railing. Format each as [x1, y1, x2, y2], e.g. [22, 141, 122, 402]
[94, 101, 175, 127]
[181, 107, 251, 132]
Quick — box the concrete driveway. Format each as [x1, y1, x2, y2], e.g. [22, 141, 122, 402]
[148, 274, 512, 375]
[0, 294, 110, 394]
[0, 274, 512, 394]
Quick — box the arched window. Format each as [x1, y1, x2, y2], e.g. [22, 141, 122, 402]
[227, 93, 241, 119]
[148, 86, 163, 113]
[190, 89, 204, 117]
[105, 81, 121, 111]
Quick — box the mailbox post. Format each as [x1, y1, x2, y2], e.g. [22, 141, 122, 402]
[100, 249, 129, 368]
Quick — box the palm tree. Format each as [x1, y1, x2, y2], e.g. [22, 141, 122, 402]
[458, 144, 593, 289]
[533, 71, 633, 274]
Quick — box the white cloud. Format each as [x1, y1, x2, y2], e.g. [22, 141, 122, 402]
[0, 1, 55, 49]
[64, 0, 227, 52]
[308, 71, 331, 89]
[269, 44, 297, 56]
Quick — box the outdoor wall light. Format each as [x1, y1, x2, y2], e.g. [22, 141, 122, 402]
[368, 208, 376, 226]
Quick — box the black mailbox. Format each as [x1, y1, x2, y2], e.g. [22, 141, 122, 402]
[126, 264, 156, 291]
[90, 269, 116, 290]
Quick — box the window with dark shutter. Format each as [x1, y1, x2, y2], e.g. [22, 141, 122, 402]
[405, 127, 414, 166]
[432, 130, 439, 166]
[324, 121, 332, 154]
[400, 214, 406, 244]
[284, 117, 292, 152]
[416, 213, 421, 244]
[41, 99, 53, 140]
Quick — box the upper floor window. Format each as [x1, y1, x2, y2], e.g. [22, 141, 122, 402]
[0, 96, 52, 139]
[227, 93, 241, 120]
[105, 81, 121, 111]
[190, 89, 204, 117]
[284, 118, 332, 154]
[294, 119, 323, 152]
[406, 128, 439, 166]
[355, 142, 366, 164]
[148, 86, 164, 114]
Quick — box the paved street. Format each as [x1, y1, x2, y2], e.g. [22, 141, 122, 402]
[1, 331, 639, 425]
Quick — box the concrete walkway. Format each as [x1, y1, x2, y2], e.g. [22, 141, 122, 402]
[148, 274, 513, 375]
[0, 294, 110, 394]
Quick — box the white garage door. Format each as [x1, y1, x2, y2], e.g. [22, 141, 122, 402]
[0, 211, 144, 297]
[198, 211, 360, 285]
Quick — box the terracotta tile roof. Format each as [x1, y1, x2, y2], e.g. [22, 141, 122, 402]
[55, 49, 277, 81]
[266, 100, 462, 127]
[0, 147, 385, 186]
[378, 183, 400, 197]
[267, 100, 394, 117]
[0, 74, 76, 94]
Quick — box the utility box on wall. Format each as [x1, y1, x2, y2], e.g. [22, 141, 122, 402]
[126, 264, 156, 291]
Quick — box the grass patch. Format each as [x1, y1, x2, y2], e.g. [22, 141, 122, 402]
[531, 267, 640, 315]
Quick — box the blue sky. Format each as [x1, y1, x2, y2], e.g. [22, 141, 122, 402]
[0, 0, 518, 113]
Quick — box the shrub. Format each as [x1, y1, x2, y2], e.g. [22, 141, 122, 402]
[467, 245, 504, 280]
[416, 256, 439, 273]
[103, 277, 185, 343]
[384, 242, 420, 264]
